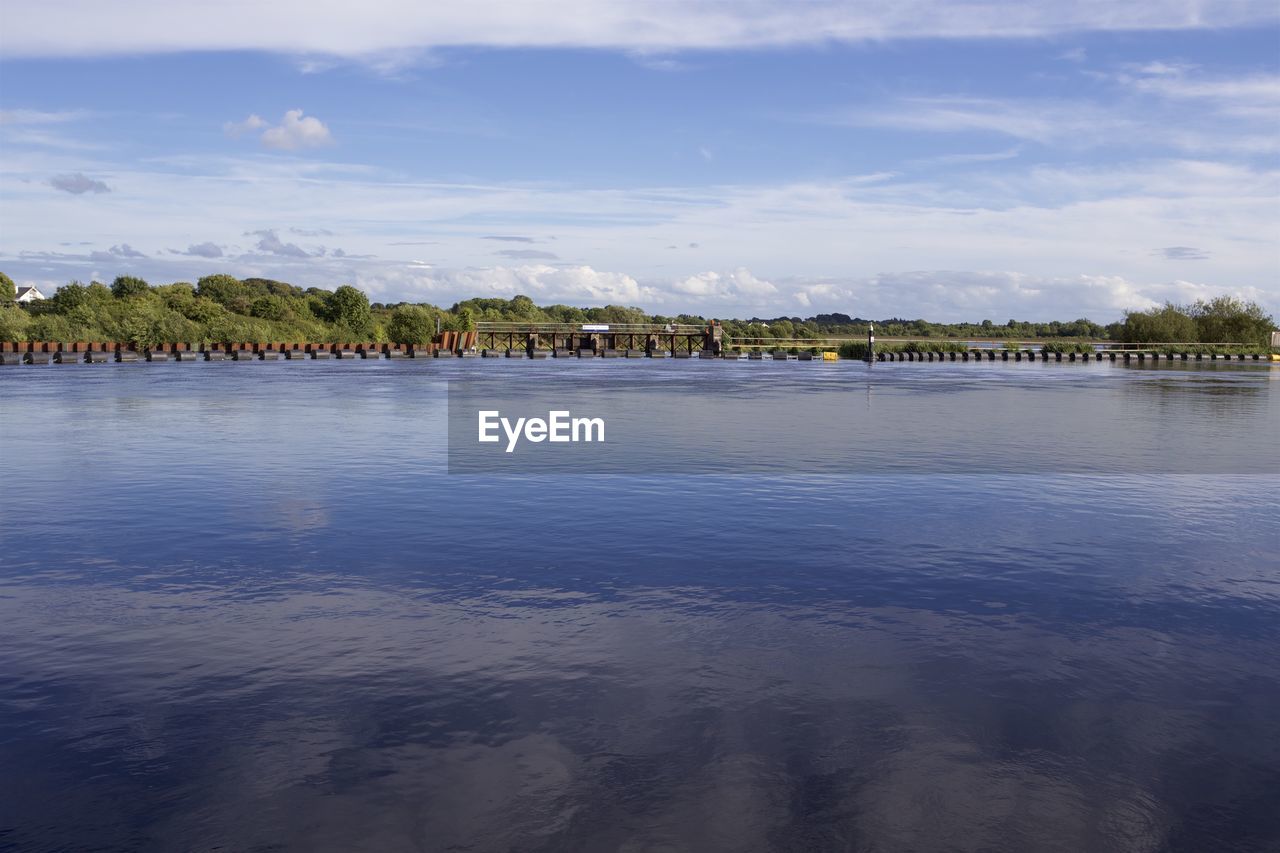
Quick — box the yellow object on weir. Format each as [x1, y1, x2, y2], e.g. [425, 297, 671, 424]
[823, 351, 839, 361]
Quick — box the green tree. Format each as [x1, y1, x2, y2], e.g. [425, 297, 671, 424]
[243, 277, 301, 298]
[111, 275, 150, 299]
[249, 295, 289, 322]
[301, 294, 330, 320]
[327, 285, 372, 336]
[585, 305, 648, 325]
[63, 304, 101, 337]
[196, 274, 245, 304]
[1121, 303, 1197, 343]
[544, 304, 587, 323]
[85, 282, 114, 305]
[121, 315, 164, 348]
[442, 306, 476, 332]
[177, 297, 222, 323]
[386, 305, 435, 344]
[1190, 296, 1275, 344]
[0, 271, 14, 302]
[51, 281, 90, 312]
[508, 294, 538, 318]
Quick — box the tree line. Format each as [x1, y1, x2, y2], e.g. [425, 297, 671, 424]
[1114, 297, 1274, 345]
[0, 272, 1273, 346]
[0, 273, 462, 347]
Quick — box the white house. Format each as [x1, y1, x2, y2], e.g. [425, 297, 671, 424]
[15, 286, 47, 303]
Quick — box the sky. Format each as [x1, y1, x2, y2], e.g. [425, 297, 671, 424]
[1, 1, 1277, 321]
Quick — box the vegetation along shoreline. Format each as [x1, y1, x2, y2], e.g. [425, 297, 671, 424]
[1, 272, 1274, 363]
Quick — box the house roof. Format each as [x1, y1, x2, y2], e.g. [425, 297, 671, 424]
[16, 286, 44, 297]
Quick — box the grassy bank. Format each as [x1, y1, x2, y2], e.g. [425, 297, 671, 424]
[837, 340, 971, 358]
[1154, 343, 1270, 356]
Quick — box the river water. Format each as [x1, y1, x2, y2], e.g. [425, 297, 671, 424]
[1, 359, 1277, 852]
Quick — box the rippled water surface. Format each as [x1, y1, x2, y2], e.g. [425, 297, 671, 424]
[1, 359, 1277, 852]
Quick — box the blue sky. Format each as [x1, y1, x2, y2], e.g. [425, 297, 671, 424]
[1, 1, 1277, 320]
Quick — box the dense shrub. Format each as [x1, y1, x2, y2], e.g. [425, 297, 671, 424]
[249, 295, 290, 321]
[0, 304, 30, 340]
[1038, 340, 1097, 354]
[386, 305, 435, 345]
[1121, 298, 1273, 345]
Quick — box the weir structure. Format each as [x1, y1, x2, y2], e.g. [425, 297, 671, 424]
[2, 333, 1274, 364]
[474, 321, 723, 357]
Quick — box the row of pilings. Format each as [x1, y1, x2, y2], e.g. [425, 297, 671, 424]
[1, 340, 439, 364]
[1, 340, 1271, 364]
[874, 350, 1267, 362]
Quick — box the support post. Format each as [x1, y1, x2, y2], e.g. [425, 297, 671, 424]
[866, 323, 875, 363]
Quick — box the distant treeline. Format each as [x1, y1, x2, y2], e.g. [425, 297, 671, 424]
[0, 272, 1273, 346]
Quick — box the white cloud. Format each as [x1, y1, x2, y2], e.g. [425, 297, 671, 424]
[225, 110, 332, 150]
[0, 108, 90, 125]
[364, 265, 1273, 321]
[672, 268, 778, 301]
[630, 54, 693, 72]
[0, 109, 103, 151]
[786, 271, 1158, 319]
[827, 64, 1280, 154]
[223, 114, 267, 138]
[908, 147, 1023, 168]
[834, 96, 1135, 146]
[1, 152, 1275, 320]
[1127, 69, 1280, 118]
[4, 2, 1277, 60]
[1128, 60, 1197, 77]
[261, 110, 333, 150]
[295, 47, 442, 79]
[408, 264, 656, 305]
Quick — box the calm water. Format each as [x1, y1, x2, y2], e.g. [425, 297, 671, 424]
[1, 359, 1277, 853]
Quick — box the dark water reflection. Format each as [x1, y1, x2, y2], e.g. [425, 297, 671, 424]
[1, 361, 1277, 852]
